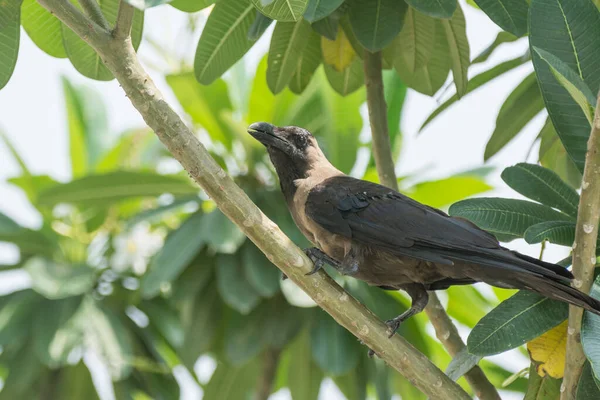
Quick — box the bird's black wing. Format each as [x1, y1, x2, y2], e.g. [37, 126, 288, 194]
[305, 175, 571, 281]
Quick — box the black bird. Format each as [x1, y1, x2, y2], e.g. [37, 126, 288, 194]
[248, 122, 600, 335]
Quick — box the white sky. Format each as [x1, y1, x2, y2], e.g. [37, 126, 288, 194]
[0, 1, 566, 399]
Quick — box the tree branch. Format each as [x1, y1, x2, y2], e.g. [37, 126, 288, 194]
[113, 0, 134, 40]
[256, 349, 281, 400]
[363, 50, 499, 399]
[77, 0, 110, 31]
[561, 92, 600, 400]
[36, 1, 471, 398]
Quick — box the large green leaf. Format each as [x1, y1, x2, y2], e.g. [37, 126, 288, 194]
[62, 0, 143, 81]
[139, 299, 184, 348]
[267, 20, 312, 94]
[577, 362, 600, 400]
[0, 0, 21, 90]
[524, 363, 562, 400]
[0, 290, 41, 347]
[194, 0, 258, 85]
[420, 55, 529, 130]
[404, 0, 456, 18]
[0, 212, 56, 256]
[169, 0, 213, 12]
[202, 359, 260, 400]
[201, 209, 246, 253]
[396, 8, 436, 74]
[501, 163, 580, 217]
[484, 73, 544, 160]
[289, 29, 322, 94]
[54, 362, 100, 400]
[216, 254, 261, 314]
[467, 291, 567, 356]
[24, 258, 96, 299]
[323, 58, 364, 96]
[310, 310, 360, 375]
[34, 297, 84, 367]
[533, 46, 597, 125]
[242, 242, 280, 297]
[348, 0, 407, 52]
[247, 11, 273, 40]
[472, 0, 528, 37]
[383, 70, 406, 153]
[445, 347, 482, 381]
[288, 330, 323, 400]
[37, 171, 197, 206]
[250, 0, 308, 21]
[404, 176, 492, 208]
[393, 20, 450, 96]
[141, 212, 205, 298]
[166, 73, 234, 148]
[303, 0, 344, 23]
[538, 117, 583, 189]
[582, 276, 600, 381]
[529, 0, 600, 171]
[448, 198, 572, 240]
[524, 221, 576, 247]
[21, 0, 66, 58]
[441, 5, 469, 97]
[472, 31, 519, 64]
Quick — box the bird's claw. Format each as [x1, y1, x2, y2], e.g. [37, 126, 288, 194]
[385, 318, 402, 338]
[281, 272, 288, 280]
[304, 248, 324, 276]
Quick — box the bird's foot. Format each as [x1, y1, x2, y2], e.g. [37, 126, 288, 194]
[384, 316, 405, 338]
[281, 272, 288, 280]
[304, 248, 326, 275]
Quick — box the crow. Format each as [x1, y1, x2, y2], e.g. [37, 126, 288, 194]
[248, 122, 600, 335]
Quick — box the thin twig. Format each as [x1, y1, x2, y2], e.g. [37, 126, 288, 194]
[114, 0, 135, 40]
[256, 349, 281, 400]
[77, 0, 110, 31]
[35, 1, 471, 398]
[363, 50, 500, 399]
[561, 92, 600, 400]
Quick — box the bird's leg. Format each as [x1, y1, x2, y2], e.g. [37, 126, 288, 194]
[385, 284, 429, 338]
[304, 247, 342, 275]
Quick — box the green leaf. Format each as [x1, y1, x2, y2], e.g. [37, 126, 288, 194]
[125, 196, 198, 229]
[441, 5, 469, 97]
[383, 70, 406, 153]
[289, 29, 322, 94]
[288, 330, 323, 400]
[538, 117, 583, 189]
[577, 362, 600, 400]
[247, 11, 273, 40]
[324, 58, 364, 96]
[84, 300, 133, 380]
[24, 258, 96, 299]
[533, 46, 597, 125]
[484, 73, 544, 160]
[139, 299, 184, 348]
[62, 0, 143, 81]
[54, 362, 100, 399]
[0, 290, 41, 347]
[524, 221, 576, 247]
[472, 31, 519, 64]
[449, 198, 572, 240]
[216, 254, 261, 314]
[304, 0, 344, 23]
[242, 242, 280, 297]
[37, 171, 197, 206]
[180, 284, 221, 367]
[447, 285, 490, 327]
[467, 290, 568, 356]
[311, 13, 340, 40]
[405, 176, 492, 208]
[34, 297, 84, 367]
[141, 212, 205, 298]
[348, 0, 407, 52]
[203, 359, 260, 400]
[404, 0, 456, 18]
[529, 0, 600, 171]
[267, 20, 312, 94]
[446, 347, 482, 381]
[201, 209, 246, 253]
[501, 163, 580, 217]
[169, 0, 214, 12]
[420, 54, 529, 130]
[21, 0, 66, 58]
[0, 0, 21, 90]
[194, 0, 257, 85]
[472, 0, 528, 37]
[332, 359, 368, 400]
[397, 8, 436, 74]
[251, 0, 308, 21]
[524, 363, 562, 400]
[310, 310, 360, 375]
[166, 73, 234, 148]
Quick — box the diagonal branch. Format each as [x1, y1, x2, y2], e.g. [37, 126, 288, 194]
[77, 0, 110, 31]
[363, 50, 500, 400]
[113, 0, 135, 40]
[36, 0, 471, 398]
[561, 92, 600, 400]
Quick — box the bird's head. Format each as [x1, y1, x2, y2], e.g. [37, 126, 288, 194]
[247, 122, 326, 176]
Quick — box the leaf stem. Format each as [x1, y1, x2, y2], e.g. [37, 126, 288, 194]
[561, 92, 600, 400]
[77, 0, 110, 31]
[35, 1, 471, 398]
[113, 0, 135, 40]
[363, 50, 499, 400]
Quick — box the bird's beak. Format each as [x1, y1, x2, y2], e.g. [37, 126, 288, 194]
[248, 122, 287, 148]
